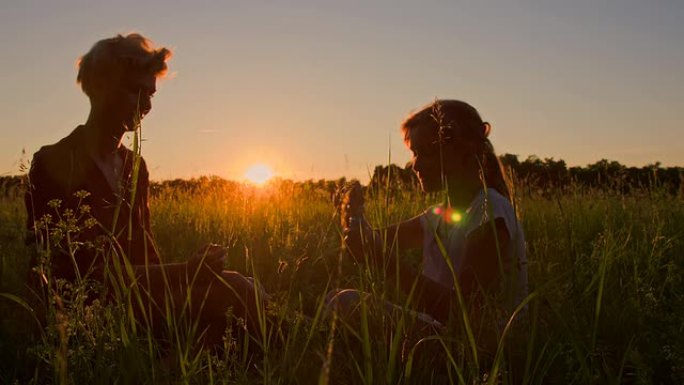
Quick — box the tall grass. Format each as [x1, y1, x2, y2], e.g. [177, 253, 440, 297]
[0, 177, 682, 384]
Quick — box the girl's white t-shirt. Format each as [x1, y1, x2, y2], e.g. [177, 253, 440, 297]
[420, 188, 528, 307]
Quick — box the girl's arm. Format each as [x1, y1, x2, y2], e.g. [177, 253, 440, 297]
[409, 218, 511, 321]
[344, 216, 452, 320]
[340, 181, 424, 260]
[380, 214, 424, 251]
[343, 210, 425, 264]
[459, 218, 511, 299]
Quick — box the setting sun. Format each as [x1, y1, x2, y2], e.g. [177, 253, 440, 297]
[244, 163, 274, 185]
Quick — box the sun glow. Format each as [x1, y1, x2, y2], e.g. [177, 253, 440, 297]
[244, 163, 275, 185]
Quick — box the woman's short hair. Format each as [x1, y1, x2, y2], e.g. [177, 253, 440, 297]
[77, 33, 171, 99]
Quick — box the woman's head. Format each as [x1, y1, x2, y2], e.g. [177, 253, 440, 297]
[77, 33, 171, 100]
[401, 99, 509, 199]
[76, 33, 171, 132]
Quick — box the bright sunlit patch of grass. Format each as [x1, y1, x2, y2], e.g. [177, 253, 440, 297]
[244, 163, 274, 185]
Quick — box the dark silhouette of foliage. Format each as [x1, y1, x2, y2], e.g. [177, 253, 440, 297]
[499, 154, 683, 196]
[0, 175, 26, 199]
[2, 156, 682, 198]
[368, 163, 418, 193]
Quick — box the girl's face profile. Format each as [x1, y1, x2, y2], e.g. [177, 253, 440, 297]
[408, 127, 445, 192]
[407, 125, 468, 193]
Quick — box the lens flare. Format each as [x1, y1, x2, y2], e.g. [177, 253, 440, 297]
[244, 164, 274, 185]
[433, 206, 463, 224]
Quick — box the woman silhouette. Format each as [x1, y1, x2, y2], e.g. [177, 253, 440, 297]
[25, 33, 266, 345]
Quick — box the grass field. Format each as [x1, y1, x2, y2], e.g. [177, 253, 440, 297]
[0, 177, 682, 384]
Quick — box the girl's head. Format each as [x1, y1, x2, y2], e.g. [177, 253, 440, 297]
[401, 99, 510, 199]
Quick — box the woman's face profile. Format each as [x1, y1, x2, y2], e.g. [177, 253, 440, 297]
[110, 72, 157, 131]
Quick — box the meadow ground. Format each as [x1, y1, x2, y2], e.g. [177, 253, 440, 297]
[0, 177, 682, 384]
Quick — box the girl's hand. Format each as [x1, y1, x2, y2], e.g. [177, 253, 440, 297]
[340, 181, 365, 229]
[339, 181, 371, 263]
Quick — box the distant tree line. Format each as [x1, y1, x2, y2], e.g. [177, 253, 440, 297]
[0, 175, 25, 199]
[369, 155, 684, 196]
[502, 155, 683, 196]
[148, 176, 349, 199]
[2, 155, 682, 199]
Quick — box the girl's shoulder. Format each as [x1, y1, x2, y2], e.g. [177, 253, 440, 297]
[464, 188, 518, 237]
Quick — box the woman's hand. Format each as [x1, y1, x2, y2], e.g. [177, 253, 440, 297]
[187, 243, 226, 278]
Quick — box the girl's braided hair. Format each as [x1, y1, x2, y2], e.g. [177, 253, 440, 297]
[401, 99, 511, 201]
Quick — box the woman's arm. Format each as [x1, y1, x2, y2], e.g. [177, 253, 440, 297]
[25, 150, 56, 246]
[136, 158, 161, 265]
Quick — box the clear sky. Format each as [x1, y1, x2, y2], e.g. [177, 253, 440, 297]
[1, 0, 682, 181]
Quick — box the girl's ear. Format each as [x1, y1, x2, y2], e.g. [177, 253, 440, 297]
[482, 122, 491, 138]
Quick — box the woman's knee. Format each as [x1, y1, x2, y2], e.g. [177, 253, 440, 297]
[325, 289, 364, 314]
[216, 271, 269, 301]
[217, 271, 251, 292]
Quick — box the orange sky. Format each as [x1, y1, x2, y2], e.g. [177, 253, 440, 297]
[1, 1, 683, 181]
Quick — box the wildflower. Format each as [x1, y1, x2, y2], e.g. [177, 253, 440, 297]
[50, 228, 64, 242]
[38, 213, 53, 226]
[84, 218, 98, 229]
[63, 208, 75, 219]
[74, 190, 91, 199]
